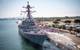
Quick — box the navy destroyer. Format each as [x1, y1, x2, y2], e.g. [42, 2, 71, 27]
[18, 1, 48, 46]
[18, 1, 78, 50]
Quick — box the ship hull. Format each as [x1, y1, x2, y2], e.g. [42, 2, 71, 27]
[18, 28, 48, 47]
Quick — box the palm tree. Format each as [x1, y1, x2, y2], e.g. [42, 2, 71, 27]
[74, 19, 80, 23]
[64, 20, 71, 25]
[53, 20, 59, 28]
[63, 20, 71, 30]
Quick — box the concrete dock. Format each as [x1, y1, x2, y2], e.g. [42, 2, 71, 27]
[46, 31, 80, 50]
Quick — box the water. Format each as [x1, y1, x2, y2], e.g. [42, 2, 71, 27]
[0, 20, 38, 50]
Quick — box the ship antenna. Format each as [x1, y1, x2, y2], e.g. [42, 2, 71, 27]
[21, 1, 36, 22]
[21, 1, 32, 19]
[27, 1, 29, 5]
[27, 1, 31, 19]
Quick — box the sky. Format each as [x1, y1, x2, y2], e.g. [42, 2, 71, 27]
[0, 0, 80, 18]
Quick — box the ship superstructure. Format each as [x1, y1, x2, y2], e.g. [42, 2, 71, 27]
[18, 1, 48, 46]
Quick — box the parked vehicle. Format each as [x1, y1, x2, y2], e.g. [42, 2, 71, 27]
[75, 25, 80, 30]
[75, 32, 80, 37]
[75, 29, 80, 37]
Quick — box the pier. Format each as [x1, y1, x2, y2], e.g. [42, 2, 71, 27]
[46, 30, 80, 50]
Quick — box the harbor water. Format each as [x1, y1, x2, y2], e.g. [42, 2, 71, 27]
[0, 20, 38, 50]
